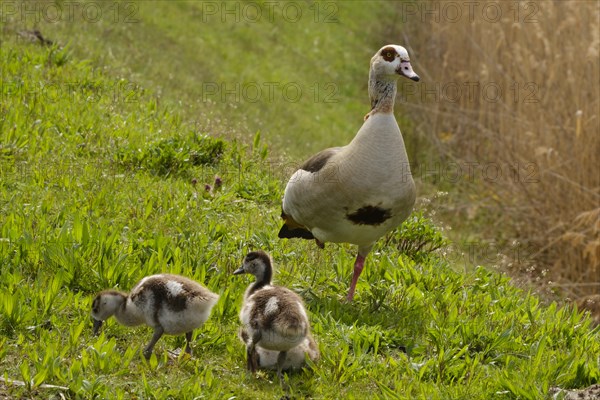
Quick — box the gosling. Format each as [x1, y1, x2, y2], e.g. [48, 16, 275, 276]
[234, 250, 312, 381]
[91, 274, 219, 359]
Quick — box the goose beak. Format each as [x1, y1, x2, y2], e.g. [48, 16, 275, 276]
[397, 61, 420, 82]
[233, 266, 245, 275]
[92, 319, 103, 335]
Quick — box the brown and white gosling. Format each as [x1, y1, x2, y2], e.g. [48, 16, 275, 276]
[91, 274, 219, 359]
[239, 329, 319, 371]
[233, 250, 312, 381]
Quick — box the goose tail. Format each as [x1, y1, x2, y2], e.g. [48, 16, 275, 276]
[278, 224, 314, 240]
[278, 210, 314, 240]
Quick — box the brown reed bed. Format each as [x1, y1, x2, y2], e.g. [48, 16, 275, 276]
[394, 0, 599, 298]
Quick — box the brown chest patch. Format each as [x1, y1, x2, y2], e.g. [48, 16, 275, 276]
[346, 205, 392, 225]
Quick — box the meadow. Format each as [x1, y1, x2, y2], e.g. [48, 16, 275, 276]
[1, 1, 599, 399]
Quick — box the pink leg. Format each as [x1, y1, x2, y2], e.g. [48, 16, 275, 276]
[346, 254, 366, 302]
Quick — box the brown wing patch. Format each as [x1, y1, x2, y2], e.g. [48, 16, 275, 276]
[299, 147, 340, 173]
[346, 205, 392, 225]
[248, 288, 307, 338]
[133, 276, 209, 325]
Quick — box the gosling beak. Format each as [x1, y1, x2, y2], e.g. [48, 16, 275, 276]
[92, 319, 103, 336]
[233, 266, 245, 275]
[397, 60, 420, 82]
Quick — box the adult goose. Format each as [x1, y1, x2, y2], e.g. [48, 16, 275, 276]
[279, 45, 419, 301]
[233, 250, 312, 382]
[91, 274, 219, 359]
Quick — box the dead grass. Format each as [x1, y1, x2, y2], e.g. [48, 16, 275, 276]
[397, 0, 600, 297]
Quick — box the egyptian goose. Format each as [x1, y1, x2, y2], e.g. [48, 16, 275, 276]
[233, 250, 311, 381]
[91, 274, 219, 359]
[239, 329, 319, 371]
[278, 45, 420, 302]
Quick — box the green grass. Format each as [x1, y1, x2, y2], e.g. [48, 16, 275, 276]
[2, 4, 600, 400]
[2, 0, 412, 158]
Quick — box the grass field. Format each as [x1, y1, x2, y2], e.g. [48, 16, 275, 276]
[1, 1, 600, 399]
[1, 0, 410, 157]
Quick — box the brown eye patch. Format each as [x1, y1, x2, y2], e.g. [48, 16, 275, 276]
[381, 46, 397, 62]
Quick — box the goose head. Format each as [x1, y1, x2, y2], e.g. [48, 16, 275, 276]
[91, 290, 125, 335]
[233, 250, 273, 287]
[370, 45, 420, 82]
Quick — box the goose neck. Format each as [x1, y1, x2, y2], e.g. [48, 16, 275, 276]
[248, 266, 272, 295]
[114, 296, 143, 326]
[368, 73, 397, 115]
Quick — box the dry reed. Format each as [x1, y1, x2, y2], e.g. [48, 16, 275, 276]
[395, 0, 599, 297]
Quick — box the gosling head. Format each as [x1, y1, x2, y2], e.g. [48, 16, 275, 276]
[370, 44, 420, 82]
[233, 250, 273, 285]
[91, 290, 126, 335]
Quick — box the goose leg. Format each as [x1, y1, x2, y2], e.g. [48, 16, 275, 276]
[347, 254, 366, 302]
[184, 331, 193, 356]
[143, 326, 164, 359]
